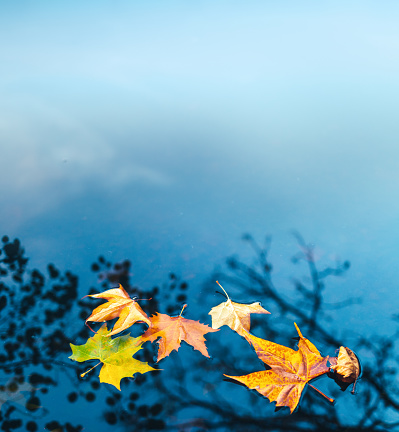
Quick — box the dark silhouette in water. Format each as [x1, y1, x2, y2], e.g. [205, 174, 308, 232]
[0, 233, 398, 431]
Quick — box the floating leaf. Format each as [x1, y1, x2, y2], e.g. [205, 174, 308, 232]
[225, 323, 335, 413]
[331, 346, 360, 393]
[209, 281, 270, 337]
[69, 324, 156, 390]
[85, 284, 151, 336]
[140, 307, 219, 362]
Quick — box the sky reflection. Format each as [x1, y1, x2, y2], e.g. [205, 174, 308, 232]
[1, 1, 399, 337]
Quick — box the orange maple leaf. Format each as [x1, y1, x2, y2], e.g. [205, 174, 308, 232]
[85, 284, 151, 336]
[139, 307, 219, 362]
[225, 323, 334, 413]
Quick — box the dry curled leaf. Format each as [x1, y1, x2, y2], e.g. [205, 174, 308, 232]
[140, 308, 219, 362]
[85, 284, 151, 336]
[226, 323, 335, 413]
[331, 346, 360, 392]
[209, 281, 270, 337]
[69, 324, 156, 390]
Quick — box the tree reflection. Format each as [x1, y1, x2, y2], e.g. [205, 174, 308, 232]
[0, 235, 83, 432]
[0, 233, 398, 431]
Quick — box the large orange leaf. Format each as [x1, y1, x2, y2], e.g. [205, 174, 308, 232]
[209, 281, 270, 337]
[139, 310, 219, 362]
[225, 323, 334, 413]
[85, 284, 151, 336]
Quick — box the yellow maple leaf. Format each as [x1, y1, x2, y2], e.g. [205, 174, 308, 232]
[85, 284, 151, 336]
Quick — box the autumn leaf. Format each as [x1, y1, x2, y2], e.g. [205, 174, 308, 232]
[85, 284, 151, 336]
[225, 323, 334, 413]
[209, 281, 270, 337]
[331, 346, 360, 393]
[139, 306, 219, 362]
[69, 324, 156, 390]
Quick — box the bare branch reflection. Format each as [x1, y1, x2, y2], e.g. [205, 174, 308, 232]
[0, 234, 398, 431]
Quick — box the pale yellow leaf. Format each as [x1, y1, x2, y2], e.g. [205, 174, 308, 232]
[209, 282, 270, 336]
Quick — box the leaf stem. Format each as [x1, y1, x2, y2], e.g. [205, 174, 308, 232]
[308, 383, 335, 404]
[80, 361, 101, 378]
[179, 304, 187, 317]
[216, 281, 229, 300]
[351, 378, 358, 395]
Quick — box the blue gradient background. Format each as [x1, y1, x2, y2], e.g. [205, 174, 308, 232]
[1, 0, 399, 401]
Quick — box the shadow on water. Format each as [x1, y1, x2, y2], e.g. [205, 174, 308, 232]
[0, 233, 398, 431]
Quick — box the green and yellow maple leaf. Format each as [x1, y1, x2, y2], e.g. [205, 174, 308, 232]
[69, 324, 156, 390]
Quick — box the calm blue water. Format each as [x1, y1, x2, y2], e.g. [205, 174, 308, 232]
[1, 2, 399, 431]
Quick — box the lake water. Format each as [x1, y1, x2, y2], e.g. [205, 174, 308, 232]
[1, 2, 399, 431]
